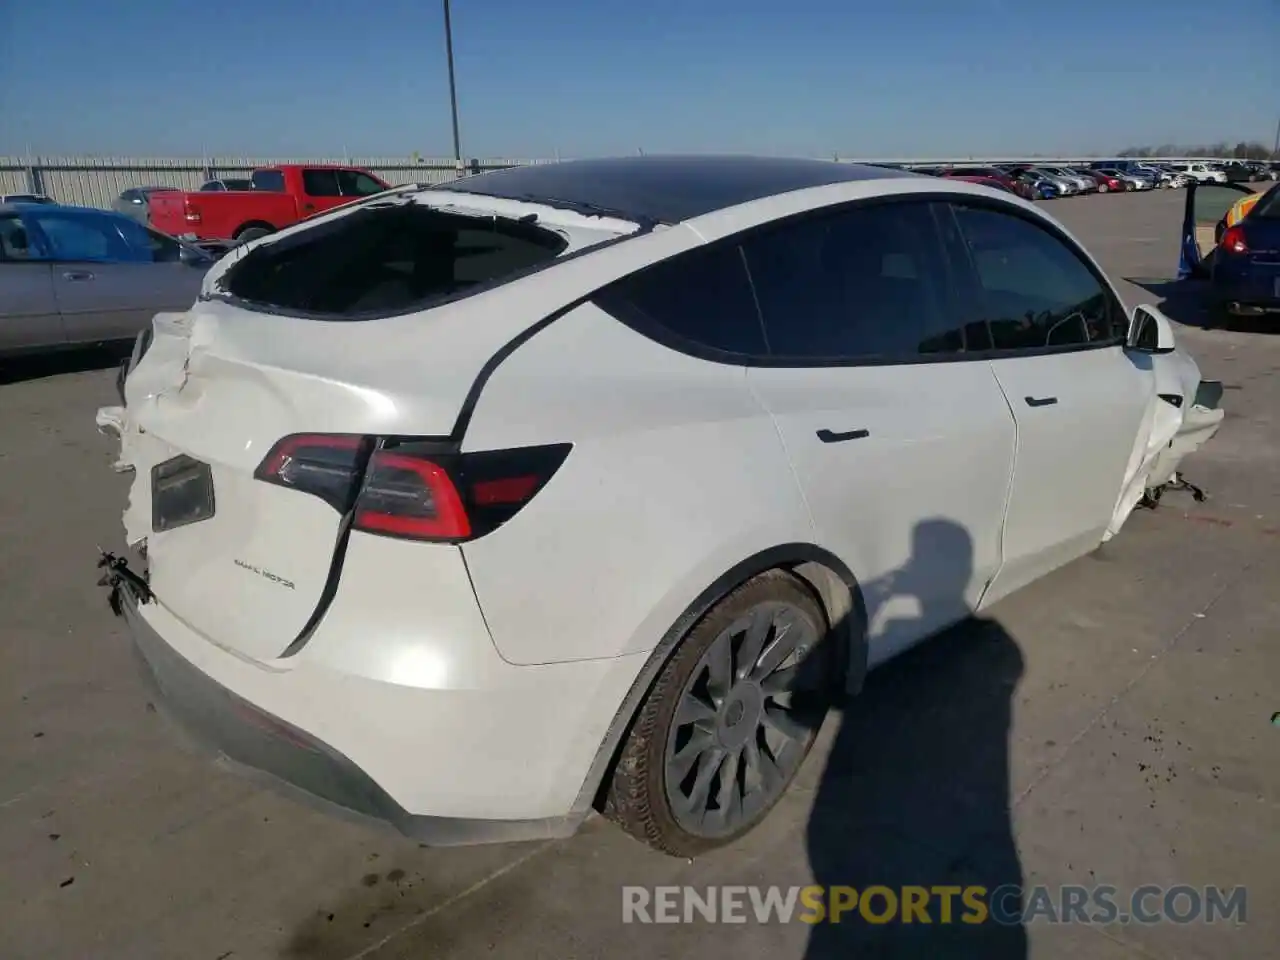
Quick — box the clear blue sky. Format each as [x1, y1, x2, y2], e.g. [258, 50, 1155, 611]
[1, 0, 1275, 159]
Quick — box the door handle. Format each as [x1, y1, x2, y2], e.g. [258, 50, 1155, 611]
[1024, 395, 1058, 407]
[62, 270, 95, 281]
[816, 428, 870, 443]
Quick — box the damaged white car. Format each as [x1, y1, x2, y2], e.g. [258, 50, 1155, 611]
[96, 156, 1223, 857]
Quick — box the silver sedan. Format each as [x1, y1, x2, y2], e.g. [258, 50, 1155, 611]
[0, 204, 211, 356]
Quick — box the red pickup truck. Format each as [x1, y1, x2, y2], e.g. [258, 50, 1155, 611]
[148, 164, 390, 248]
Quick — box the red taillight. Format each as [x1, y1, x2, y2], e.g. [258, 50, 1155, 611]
[354, 451, 471, 540]
[254, 433, 366, 512]
[1220, 226, 1248, 255]
[254, 434, 571, 542]
[183, 199, 201, 223]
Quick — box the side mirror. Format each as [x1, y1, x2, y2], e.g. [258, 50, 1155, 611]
[1127, 304, 1176, 354]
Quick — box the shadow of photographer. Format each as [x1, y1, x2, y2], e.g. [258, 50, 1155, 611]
[803, 518, 1028, 958]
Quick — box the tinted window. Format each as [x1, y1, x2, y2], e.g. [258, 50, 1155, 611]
[1252, 185, 1280, 220]
[0, 215, 38, 260]
[742, 201, 966, 359]
[302, 169, 342, 197]
[30, 212, 128, 262]
[115, 217, 184, 262]
[594, 244, 766, 356]
[337, 170, 386, 197]
[251, 169, 286, 192]
[199, 181, 225, 191]
[950, 204, 1119, 349]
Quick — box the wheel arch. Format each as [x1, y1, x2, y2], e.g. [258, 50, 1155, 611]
[572, 542, 869, 818]
[233, 220, 276, 240]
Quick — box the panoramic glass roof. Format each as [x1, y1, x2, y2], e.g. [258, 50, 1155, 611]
[432, 155, 915, 225]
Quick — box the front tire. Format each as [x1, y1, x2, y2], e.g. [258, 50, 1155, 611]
[1098, 183, 1109, 194]
[602, 570, 839, 857]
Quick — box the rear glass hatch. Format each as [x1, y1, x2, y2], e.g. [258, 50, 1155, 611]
[215, 200, 571, 317]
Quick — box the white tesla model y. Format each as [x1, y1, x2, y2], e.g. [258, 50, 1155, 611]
[97, 156, 1222, 856]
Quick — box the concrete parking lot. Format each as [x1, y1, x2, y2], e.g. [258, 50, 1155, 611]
[2, 186, 1277, 960]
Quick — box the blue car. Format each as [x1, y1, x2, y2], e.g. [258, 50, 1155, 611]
[1179, 180, 1280, 325]
[1008, 169, 1060, 199]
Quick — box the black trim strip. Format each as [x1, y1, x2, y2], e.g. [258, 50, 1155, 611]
[279, 436, 379, 658]
[817, 427, 870, 443]
[1024, 395, 1058, 407]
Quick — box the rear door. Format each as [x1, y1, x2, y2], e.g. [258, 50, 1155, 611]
[0, 213, 65, 352]
[944, 201, 1151, 603]
[742, 199, 1017, 663]
[297, 168, 365, 219]
[1179, 180, 1258, 279]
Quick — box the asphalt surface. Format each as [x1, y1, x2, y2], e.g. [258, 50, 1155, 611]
[2, 185, 1278, 960]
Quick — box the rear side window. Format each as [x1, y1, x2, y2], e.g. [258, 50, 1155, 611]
[302, 169, 342, 196]
[1252, 186, 1280, 220]
[742, 201, 967, 359]
[251, 169, 286, 192]
[220, 204, 569, 315]
[593, 245, 767, 356]
[115, 217, 184, 262]
[337, 170, 386, 197]
[948, 204, 1121, 349]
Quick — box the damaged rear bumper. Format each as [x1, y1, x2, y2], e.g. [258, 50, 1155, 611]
[106, 557, 584, 847]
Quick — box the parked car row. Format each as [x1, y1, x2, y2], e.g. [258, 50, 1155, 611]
[905, 159, 1279, 199]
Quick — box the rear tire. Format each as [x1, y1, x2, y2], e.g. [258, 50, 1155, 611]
[235, 226, 272, 243]
[1098, 183, 1109, 194]
[602, 570, 839, 857]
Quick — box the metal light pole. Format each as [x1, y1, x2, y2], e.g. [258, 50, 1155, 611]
[443, 0, 463, 175]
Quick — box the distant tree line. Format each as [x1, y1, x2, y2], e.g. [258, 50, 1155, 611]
[1117, 141, 1278, 161]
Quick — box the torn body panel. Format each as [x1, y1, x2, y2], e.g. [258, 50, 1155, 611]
[93, 299, 513, 662]
[1104, 348, 1225, 541]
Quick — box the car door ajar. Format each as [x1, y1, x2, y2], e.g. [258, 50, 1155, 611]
[0, 213, 66, 353]
[742, 200, 1018, 666]
[944, 202, 1151, 605]
[1178, 180, 1258, 280]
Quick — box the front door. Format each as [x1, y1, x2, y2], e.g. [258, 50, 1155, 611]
[944, 201, 1152, 604]
[740, 199, 1017, 665]
[0, 214, 65, 352]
